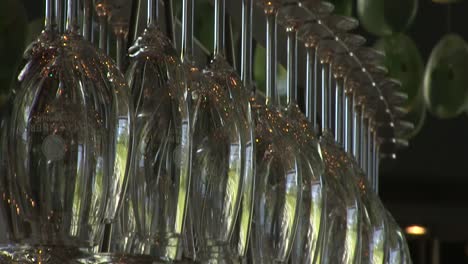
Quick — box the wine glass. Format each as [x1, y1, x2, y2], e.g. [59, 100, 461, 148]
[276, 2, 328, 263]
[175, 0, 247, 262]
[230, 0, 256, 261]
[193, 0, 254, 262]
[299, 18, 361, 264]
[344, 71, 389, 264]
[332, 39, 398, 263]
[312, 32, 366, 264]
[328, 49, 386, 264]
[5, 0, 133, 262]
[95, 0, 138, 257]
[124, 0, 191, 261]
[246, 1, 308, 263]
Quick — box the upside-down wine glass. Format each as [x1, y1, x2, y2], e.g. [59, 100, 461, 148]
[124, 0, 191, 261]
[314, 34, 362, 264]
[88, 0, 135, 254]
[317, 19, 385, 256]
[0, 1, 61, 259]
[343, 68, 388, 264]
[248, 0, 303, 263]
[231, 0, 256, 262]
[277, 2, 328, 263]
[300, 20, 350, 264]
[99, 0, 138, 257]
[195, 0, 254, 262]
[178, 0, 245, 262]
[6, 0, 133, 262]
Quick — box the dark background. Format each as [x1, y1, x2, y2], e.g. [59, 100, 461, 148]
[6, 0, 468, 263]
[353, 1, 468, 263]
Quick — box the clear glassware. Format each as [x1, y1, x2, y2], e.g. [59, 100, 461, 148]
[249, 105, 302, 264]
[344, 71, 388, 264]
[340, 45, 396, 262]
[277, 2, 327, 263]
[176, 0, 246, 262]
[124, 0, 191, 261]
[99, 0, 138, 257]
[194, 0, 254, 262]
[305, 18, 388, 264]
[248, 1, 303, 263]
[314, 36, 362, 264]
[230, 0, 256, 262]
[5, 0, 133, 262]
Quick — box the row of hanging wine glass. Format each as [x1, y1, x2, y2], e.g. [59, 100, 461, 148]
[85, 0, 408, 163]
[0, 0, 413, 263]
[91, 0, 409, 172]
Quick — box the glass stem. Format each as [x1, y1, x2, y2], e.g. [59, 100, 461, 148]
[320, 60, 330, 133]
[286, 27, 297, 107]
[181, 0, 194, 63]
[353, 100, 361, 164]
[128, 0, 141, 47]
[116, 33, 125, 70]
[368, 126, 375, 188]
[82, 0, 93, 41]
[56, 0, 65, 34]
[45, 0, 56, 31]
[99, 16, 108, 52]
[361, 110, 368, 175]
[305, 45, 318, 131]
[334, 77, 343, 145]
[66, 0, 79, 33]
[213, 0, 226, 59]
[226, 16, 236, 68]
[164, 0, 176, 46]
[328, 63, 335, 136]
[373, 133, 380, 194]
[265, 11, 277, 106]
[241, 0, 253, 87]
[147, 0, 159, 27]
[344, 91, 353, 154]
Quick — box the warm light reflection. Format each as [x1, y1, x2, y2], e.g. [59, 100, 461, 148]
[405, 225, 427, 236]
